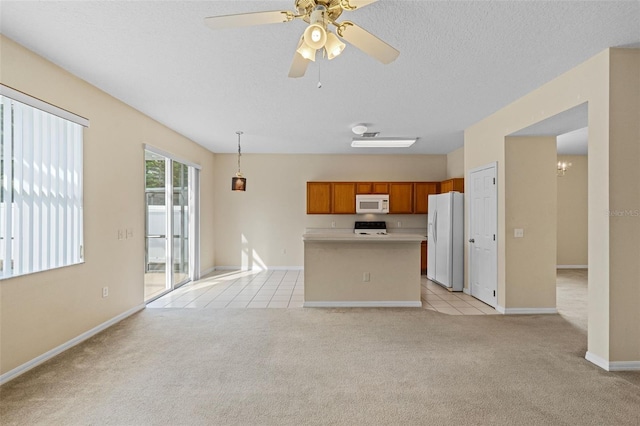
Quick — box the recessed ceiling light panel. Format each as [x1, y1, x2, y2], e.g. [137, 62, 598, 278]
[351, 138, 417, 148]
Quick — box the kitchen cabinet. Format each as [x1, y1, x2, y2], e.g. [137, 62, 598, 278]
[421, 240, 427, 275]
[440, 178, 464, 193]
[303, 232, 424, 306]
[389, 182, 414, 214]
[308, 181, 443, 215]
[307, 182, 331, 214]
[371, 182, 389, 194]
[356, 182, 372, 194]
[356, 182, 389, 194]
[332, 182, 356, 214]
[414, 182, 440, 214]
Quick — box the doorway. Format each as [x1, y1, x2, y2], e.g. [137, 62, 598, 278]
[144, 148, 200, 302]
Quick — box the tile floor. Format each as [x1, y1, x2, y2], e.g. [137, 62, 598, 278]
[147, 269, 498, 315]
[421, 279, 498, 315]
[147, 270, 305, 309]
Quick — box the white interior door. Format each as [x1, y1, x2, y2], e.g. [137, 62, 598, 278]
[469, 163, 498, 307]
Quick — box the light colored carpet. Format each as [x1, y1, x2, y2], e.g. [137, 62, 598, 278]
[1, 307, 639, 425]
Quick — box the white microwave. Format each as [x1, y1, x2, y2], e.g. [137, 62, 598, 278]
[356, 194, 390, 214]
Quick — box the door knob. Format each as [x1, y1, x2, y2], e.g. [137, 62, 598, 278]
[468, 238, 475, 243]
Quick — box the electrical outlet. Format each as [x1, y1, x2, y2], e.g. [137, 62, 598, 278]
[331, 221, 336, 228]
[282, 248, 286, 255]
[514, 228, 524, 238]
[363, 272, 370, 282]
[102, 287, 109, 298]
[117, 229, 124, 240]
[397, 221, 402, 228]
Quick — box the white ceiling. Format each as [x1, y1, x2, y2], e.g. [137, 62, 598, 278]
[511, 102, 589, 155]
[1, 1, 638, 154]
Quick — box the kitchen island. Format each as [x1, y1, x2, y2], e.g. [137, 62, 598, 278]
[302, 232, 425, 307]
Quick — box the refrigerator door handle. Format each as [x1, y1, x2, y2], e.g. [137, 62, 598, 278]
[433, 210, 437, 243]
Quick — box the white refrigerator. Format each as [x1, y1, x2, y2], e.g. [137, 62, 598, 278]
[427, 192, 464, 291]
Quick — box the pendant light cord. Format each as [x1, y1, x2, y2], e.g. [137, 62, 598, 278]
[236, 131, 243, 176]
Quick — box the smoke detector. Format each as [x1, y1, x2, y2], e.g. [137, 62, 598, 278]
[352, 124, 368, 135]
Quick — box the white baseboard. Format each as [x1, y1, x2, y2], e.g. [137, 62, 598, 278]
[585, 351, 640, 371]
[0, 304, 145, 385]
[557, 265, 588, 269]
[215, 266, 304, 271]
[199, 266, 216, 276]
[496, 306, 557, 315]
[303, 301, 422, 308]
[463, 287, 470, 295]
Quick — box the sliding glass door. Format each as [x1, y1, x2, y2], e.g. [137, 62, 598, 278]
[172, 160, 189, 287]
[144, 151, 168, 300]
[144, 148, 200, 302]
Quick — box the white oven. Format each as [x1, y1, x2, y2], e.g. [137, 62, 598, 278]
[356, 194, 390, 214]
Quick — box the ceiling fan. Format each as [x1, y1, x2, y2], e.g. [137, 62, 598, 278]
[204, 0, 399, 78]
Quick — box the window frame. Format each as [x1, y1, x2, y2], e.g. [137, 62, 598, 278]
[1, 84, 89, 279]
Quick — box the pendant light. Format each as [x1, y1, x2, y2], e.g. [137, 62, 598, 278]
[231, 131, 246, 191]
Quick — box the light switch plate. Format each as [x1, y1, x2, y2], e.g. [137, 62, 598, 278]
[514, 228, 524, 238]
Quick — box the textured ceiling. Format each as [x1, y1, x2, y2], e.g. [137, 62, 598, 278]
[511, 103, 589, 155]
[1, 1, 638, 154]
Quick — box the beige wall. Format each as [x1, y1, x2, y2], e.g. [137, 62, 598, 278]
[212, 154, 447, 268]
[557, 155, 588, 266]
[0, 36, 216, 375]
[505, 136, 557, 309]
[464, 48, 640, 366]
[607, 49, 640, 362]
[446, 147, 465, 178]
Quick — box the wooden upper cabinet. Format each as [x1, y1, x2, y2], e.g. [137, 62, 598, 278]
[371, 182, 389, 194]
[440, 178, 464, 193]
[389, 182, 414, 214]
[307, 182, 331, 214]
[308, 181, 447, 215]
[356, 182, 372, 194]
[414, 182, 440, 214]
[356, 182, 389, 194]
[332, 182, 356, 214]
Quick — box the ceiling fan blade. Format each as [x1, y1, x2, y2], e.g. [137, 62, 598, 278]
[340, 0, 379, 11]
[288, 52, 311, 78]
[204, 10, 294, 30]
[337, 21, 399, 64]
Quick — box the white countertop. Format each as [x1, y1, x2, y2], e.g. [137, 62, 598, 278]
[302, 232, 426, 242]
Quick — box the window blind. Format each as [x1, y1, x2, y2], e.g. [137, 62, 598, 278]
[1, 91, 86, 279]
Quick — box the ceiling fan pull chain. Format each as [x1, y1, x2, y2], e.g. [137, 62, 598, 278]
[317, 59, 322, 89]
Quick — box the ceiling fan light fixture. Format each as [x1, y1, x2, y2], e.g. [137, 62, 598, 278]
[205, 1, 401, 79]
[303, 24, 327, 49]
[296, 38, 316, 61]
[325, 32, 346, 60]
[303, 5, 328, 50]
